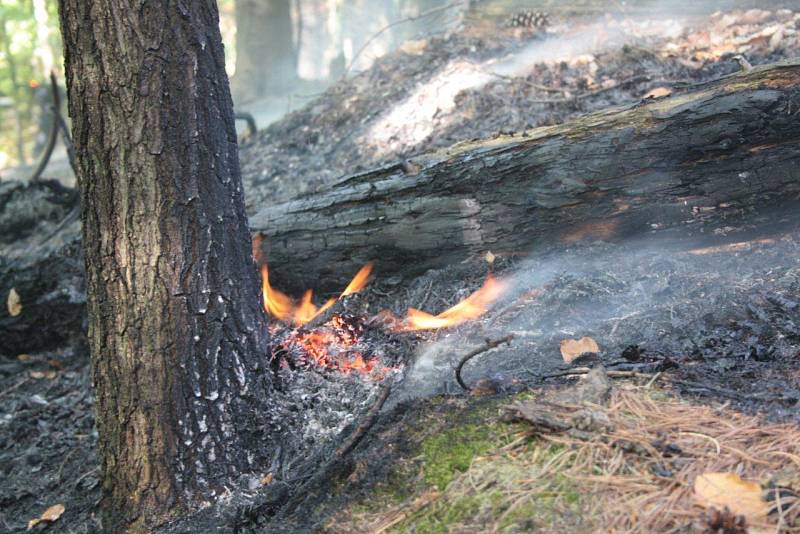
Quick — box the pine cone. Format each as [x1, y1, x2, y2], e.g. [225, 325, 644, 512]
[508, 10, 550, 29]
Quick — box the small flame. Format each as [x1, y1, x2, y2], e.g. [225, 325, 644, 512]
[341, 263, 373, 297]
[260, 263, 371, 326]
[398, 274, 507, 331]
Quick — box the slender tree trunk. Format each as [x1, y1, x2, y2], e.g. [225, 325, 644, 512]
[232, 0, 297, 102]
[57, 1, 274, 530]
[0, 20, 27, 166]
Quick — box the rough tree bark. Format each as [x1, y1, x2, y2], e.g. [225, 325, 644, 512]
[251, 60, 800, 291]
[231, 0, 297, 103]
[57, 0, 273, 530]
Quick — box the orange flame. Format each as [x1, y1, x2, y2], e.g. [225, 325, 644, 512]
[260, 263, 372, 326]
[341, 263, 373, 296]
[398, 274, 507, 331]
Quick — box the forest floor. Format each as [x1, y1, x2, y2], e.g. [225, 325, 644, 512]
[1, 5, 800, 533]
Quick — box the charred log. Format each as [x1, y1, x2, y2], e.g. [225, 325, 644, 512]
[0, 181, 83, 356]
[252, 60, 800, 291]
[3, 61, 800, 350]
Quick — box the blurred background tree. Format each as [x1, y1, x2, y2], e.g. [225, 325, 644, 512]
[0, 0, 460, 177]
[0, 0, 61, 170]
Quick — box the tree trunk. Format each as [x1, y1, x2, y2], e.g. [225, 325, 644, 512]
[231, 0, 297, 103]
[251, 61, 800, 291]
[57, 1, 273, 530]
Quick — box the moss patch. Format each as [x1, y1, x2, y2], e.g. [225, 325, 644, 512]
[419, 423, 497, 490]
[393, 444, 584, 533]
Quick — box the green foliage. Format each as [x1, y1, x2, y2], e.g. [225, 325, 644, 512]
[0, 0, 62, 169]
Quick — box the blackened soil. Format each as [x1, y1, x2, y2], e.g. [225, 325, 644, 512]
[0, 346, 100, 533]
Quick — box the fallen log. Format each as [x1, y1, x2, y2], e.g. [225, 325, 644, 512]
[252, 59, 800, 291]
[0, 180, 84, 356]
[3, 60, 800, 354]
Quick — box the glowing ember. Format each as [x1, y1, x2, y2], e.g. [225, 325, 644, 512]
[261, 260, 506, 378]
[277, 314, 385, 377]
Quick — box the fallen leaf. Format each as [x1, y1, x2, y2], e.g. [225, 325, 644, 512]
[30, 370, 57, 380]
[399, 39, 428, 55]
[40, 504, 65, 521]
[484, 251, 496, 264]
[694, 472, 768, 522]
[7, 288, 22, 317]
[560, 337, 600, 363]
[27, 503, 65, 530]
[261, 472, 274, 486]
[644, 87, 672, 99]
[17, 354, 31, 362]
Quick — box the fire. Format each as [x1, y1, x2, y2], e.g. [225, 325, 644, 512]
[277, 314, 385, 378]
[261, 260, 506, 379]
[398, 274, 507, 331]
[260, 263, 372, 326]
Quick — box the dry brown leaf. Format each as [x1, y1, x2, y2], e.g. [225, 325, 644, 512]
[30, 370, 57, 380]
[645, 87, 672, 99]
[27, 503, 65, 530]
[399, 39, 427, 55]
[7, 288, 22, 317]
[560, 337, 600, 363]
[694, 472, 768, 522]
[261, 472, 274, 486]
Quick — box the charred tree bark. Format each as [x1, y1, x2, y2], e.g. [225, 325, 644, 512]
[251, 60, 800, 291]
[231, 0, 297, 103]
[57, 0, 273, 530]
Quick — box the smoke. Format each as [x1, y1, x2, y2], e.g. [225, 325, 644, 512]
[363, 12, 686, 155]
[393, 232, 800, 405]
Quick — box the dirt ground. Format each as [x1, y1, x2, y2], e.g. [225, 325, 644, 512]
[1, 5, 799, 533]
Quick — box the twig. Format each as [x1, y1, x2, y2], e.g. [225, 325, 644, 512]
[234, 111, 257, 138]
[38, 200, 80, 246]
[455, 334, 515, 391]
[668, 378, 796, 403]
[0, 376, 30, 399]
[28, 72, 61, 182]
[345, 2, 461, 76]
[542, 368, 796, 404]
[542, 368, 659, 381]
[526, 74, 654, 104]
[481, 70, 566, 93]
[335, 381, 392, 458]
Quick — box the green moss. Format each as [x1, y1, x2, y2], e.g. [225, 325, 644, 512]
[420, 423, 497, 491]
[392, 443, 585, 533]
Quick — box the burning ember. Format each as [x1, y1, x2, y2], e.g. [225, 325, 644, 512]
[260, 261, 507, 377]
